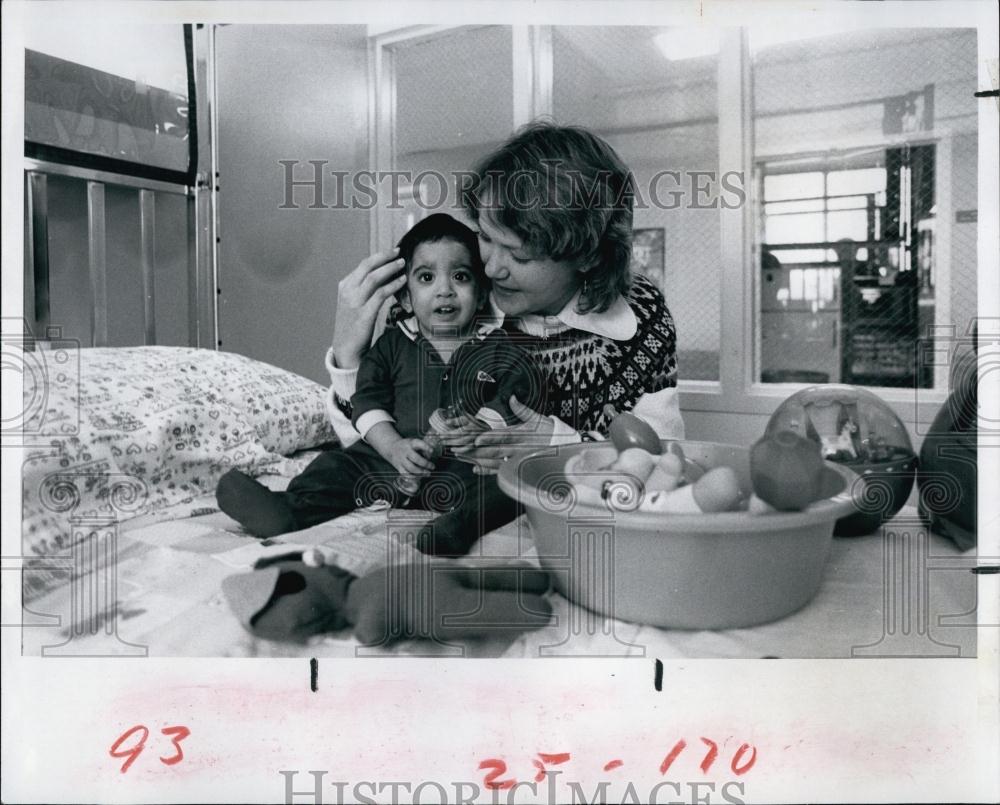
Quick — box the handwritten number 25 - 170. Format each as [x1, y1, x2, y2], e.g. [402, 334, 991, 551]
[109, 725, 191, 773]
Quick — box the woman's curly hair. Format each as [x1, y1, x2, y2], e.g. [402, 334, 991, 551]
[460, 121, 635, 313]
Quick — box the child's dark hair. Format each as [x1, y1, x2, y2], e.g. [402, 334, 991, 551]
[460, 121, 634, 314]
[396, 213, 486, 286]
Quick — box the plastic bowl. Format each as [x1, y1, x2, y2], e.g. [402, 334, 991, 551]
[497, 440, 858, 630]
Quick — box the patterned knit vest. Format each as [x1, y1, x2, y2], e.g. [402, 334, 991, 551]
[501, 274, 677, 436]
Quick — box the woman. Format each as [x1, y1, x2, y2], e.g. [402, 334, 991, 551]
[326, 122, 684, 554]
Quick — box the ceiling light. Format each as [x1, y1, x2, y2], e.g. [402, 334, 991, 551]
[654, 29, 720, 61]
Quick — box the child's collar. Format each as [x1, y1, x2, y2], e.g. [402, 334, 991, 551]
[396, 315, 502, 343]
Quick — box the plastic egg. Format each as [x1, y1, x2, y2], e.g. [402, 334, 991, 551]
[691, 466, 743, 513]
[646, 484, 700, 513]
[610, 447, 656, 481]
[747, 493, 777, 515]
[658, 453, 684, 477]
[646, 464, 681, 492]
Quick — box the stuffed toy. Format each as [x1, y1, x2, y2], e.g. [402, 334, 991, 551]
[222, 556, 552, 645]
[917, 346, 977, 551]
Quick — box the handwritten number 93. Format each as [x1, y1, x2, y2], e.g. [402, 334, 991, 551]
[109, 724, 191, 773]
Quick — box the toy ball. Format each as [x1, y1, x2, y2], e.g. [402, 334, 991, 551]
[767, 384, 917, 535]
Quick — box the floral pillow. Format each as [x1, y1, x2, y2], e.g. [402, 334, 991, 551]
[21, 346, 336, 558]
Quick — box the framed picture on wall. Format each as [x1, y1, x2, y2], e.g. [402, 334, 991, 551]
[630, 228, 666, 292]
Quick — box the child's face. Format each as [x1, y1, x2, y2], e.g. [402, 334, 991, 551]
[402, 239, 483, 335]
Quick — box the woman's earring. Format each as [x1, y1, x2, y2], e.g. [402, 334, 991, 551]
[582, 276, 590, 298]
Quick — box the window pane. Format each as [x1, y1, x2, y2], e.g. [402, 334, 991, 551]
[826, 209, 868, 241]
[553, 26, 722, 381]
[763, 172, 824, 200]
[766, 212, 825, 244]
[827, 168, 886, 196]
[789, 269, 803, 300]
[818, 268, 838, 303]
[770, 248, 828, 264]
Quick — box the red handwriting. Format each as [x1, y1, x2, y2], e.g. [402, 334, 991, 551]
[699, 737, 719, 773]
[731, 743, 758, 776]
[109, 725, 149, 774]
[477, 759, 515, 791]
[480, 739, 758, 789]
[659, 739, 687, 774]
[158, 726, 191, 766]
[532, 752, 571, 782]
[109, 725, 190, 774]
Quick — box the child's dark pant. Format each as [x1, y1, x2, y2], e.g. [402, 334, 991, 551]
[278, 442, 523, 557]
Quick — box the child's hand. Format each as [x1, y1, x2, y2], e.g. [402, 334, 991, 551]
[386, 438, 436, 477]
[436, 413, 487, 449]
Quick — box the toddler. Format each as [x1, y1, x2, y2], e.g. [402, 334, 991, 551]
[216, 213, 543, 537]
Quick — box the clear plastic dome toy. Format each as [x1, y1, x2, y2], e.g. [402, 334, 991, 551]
[766, 384, 918, 535]
[767, 384, 914, 465]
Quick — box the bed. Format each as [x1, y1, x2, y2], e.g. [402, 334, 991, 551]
[18, 346, 978, 659]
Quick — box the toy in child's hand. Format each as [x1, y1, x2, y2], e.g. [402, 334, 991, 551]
[395, 430, 445, 499]
[604, 404, 663, 455]
[750, 430, 827, 511]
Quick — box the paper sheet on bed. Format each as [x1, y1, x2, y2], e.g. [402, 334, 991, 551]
[210, 504, 438, 577]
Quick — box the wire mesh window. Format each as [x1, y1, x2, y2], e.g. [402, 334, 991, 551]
[752, 28, 978, 390]
[552, 26, 722, 381]
[391, 26, 515, 241]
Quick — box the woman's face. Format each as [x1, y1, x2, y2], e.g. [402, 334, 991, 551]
[476, 214, 582, 317]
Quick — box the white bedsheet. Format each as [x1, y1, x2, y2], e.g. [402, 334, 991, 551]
[20, 491, 977, 659]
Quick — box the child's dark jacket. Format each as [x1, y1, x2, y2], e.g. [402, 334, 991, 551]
[351, 320, 544, 438]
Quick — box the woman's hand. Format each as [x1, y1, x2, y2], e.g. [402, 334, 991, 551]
[435, 413, 488, 450]
[332, 249, 408, 370]
[453, 397, 554, 475]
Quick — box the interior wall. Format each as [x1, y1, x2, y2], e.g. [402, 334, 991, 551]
[617, 130, 723, 378]
[215, 25, 369, 384]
